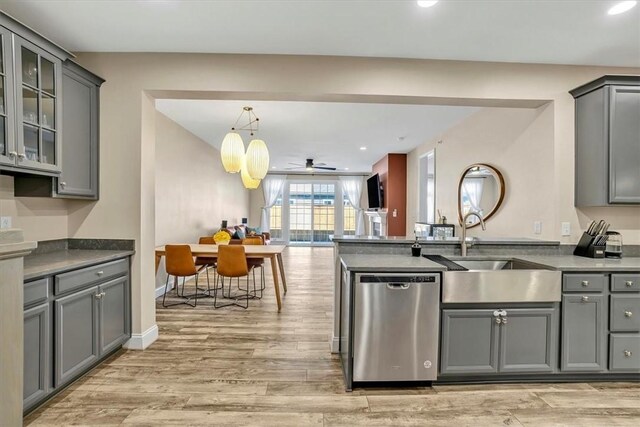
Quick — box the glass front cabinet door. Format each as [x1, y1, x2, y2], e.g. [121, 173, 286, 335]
[0, 26, 17, 167]
[13, 36, 62, 173]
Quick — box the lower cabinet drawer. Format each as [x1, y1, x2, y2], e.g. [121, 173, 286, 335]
[55, 259, 128, 295]
[24, 278, 50, 308]
[612, 274, 640, 292]
[609, 334, 640, 372]
[610, 295, 640, 332]
[563, 274, 606, 292]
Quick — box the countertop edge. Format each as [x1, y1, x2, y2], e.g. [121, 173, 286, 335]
[24, 250, 135, 281]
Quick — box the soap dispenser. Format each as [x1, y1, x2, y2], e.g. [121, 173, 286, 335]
[411, 232, 422, 257]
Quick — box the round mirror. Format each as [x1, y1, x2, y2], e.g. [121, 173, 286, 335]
[457, 163, 505, 228]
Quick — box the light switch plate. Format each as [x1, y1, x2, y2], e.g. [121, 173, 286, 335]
[534, 221, 542, 235]
[0, 216, 11, 229]
[561, 222, 571, 236]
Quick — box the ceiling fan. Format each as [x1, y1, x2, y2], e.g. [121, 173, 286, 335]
[285, 159, 337, 171]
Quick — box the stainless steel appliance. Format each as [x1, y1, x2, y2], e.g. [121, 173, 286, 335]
[352, 273, 440, 383]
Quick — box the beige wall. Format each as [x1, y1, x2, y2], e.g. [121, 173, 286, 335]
[154, 112, 249, 289]
[17, 52, 632, 344]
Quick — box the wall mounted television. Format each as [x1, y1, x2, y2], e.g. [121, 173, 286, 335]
[367, 173, 384, 209]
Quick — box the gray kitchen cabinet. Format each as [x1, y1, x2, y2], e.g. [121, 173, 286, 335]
[54, 285, 100, 387]
[56, 60, 103, 199]
[99, 276, 130, 354]
[561, 294, 607, 372]
[23, 302, 49, 412]
[440, 309, 499, 375]
[571, 75, 640, 206]
[0, 25, 16, 167]
[498, 308, 557, 373]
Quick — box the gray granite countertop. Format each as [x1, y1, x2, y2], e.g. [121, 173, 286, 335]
[516, 255, 640, 272]
[24, 249, 134, 281]
[340, 253, 640, 273]
[332, 235, 560, 246]
[340, 254, 447, 272]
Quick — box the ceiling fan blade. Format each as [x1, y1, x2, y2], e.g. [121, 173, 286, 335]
[284, 166, 304, 170]
[288, 162, 304, 166]
[314, 166, 337, 171]
[314, 162, 327, 166]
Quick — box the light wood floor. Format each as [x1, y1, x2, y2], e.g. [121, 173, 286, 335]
[26, 247, 640, 426]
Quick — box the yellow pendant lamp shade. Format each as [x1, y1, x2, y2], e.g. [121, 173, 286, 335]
[220, 132, 245, 173]
[241, 156, 261, 190]
[245, 139, 270, 179]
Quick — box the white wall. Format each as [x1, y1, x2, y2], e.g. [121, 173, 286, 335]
[155, 112, 249, 289]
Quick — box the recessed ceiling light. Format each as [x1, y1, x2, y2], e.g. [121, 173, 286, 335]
[417, 0, 439, 8]
[271, 166, 277, 169]
[345, 167, 349, 170]
[360, 146, 367, 151]
[608, 1, 637, 15]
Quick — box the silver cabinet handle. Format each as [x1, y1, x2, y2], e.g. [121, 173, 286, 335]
[495, 317, 502, 324]
[582, 296, 589, 302]
[500, 310, 507, 316]
[17, 153, 25, 159]
[493, 310, 501, 317]
[624, 350, 632, 357]
[60, 181, 67, 188]
[502, 317, 508, 324]
[624, 310, 633, 318]
[94, 293, 102, 299]
[626, 281, 634, 287]
[582, 280, 589, 287]
[101, 291, 106, 297]
[8, 151, 17, 158]
[96, 270, 104, 276]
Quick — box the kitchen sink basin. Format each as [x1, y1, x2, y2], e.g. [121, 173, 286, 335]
[441, 257, 561, 304]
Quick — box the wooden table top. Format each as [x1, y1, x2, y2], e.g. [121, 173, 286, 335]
[155, 244, 286, 256]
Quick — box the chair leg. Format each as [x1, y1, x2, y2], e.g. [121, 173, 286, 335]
[162, 274, 170, 307]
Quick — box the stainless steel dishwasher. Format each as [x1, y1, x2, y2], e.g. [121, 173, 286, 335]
[353, 273, 440, 382]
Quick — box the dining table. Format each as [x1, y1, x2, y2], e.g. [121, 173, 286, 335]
[155, 244, 288, 311]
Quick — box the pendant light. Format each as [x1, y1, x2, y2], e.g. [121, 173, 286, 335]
[220, 132, 244, 173]
[241, 155, 261, 189]
[245, 138, 270, 179]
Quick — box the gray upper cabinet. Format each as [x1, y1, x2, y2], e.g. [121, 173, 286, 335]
[561, 294, 607, 372]
[0, 26, 16, 167]
[498, 308, 557, 373]
[57, 60, 103, 199]
[440, 309, 499, 375]
[571, 75, 640, 206]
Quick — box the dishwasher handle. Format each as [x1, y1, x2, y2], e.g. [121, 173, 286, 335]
[386, 283, 411, 290]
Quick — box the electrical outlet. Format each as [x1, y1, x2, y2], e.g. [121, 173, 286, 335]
[0, 216, 11, 229]
[392, 209, 397, 218]
[533, 221, 542, 235]
[561, 222, 571, 236]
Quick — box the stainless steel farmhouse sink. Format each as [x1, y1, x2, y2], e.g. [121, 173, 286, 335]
[442, 258, 561, 303]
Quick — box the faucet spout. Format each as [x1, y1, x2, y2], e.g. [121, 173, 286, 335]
[461, 211, 486, 256]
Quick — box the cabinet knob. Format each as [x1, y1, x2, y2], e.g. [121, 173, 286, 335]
[94, 293, 102, 299]
[101, 291, 106, 297]
[626, 281, 634, 287]
[495, 318, 502, 324]
[581, 280, 589, 287]
[502, 317, 508, 324]
[60, 181, 67, 188]
[17, 153, 25, 159]
[8, 151, 17, 158]
[581, 296, 589, 302]
[96, 270, 104, 276]
[624, 310, 633, 318]
[624, 350, 632, 358]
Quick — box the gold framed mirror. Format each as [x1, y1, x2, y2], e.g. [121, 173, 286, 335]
[457, 163, 505, 228]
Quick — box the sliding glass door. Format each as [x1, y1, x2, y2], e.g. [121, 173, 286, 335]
[285, 182, 337, 245]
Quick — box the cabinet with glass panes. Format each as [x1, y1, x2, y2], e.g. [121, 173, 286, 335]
[0, 16, 64, 175]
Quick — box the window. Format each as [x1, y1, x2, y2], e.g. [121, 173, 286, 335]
[269, 195, 283, 240]
[343, 195, 356, 235]
[289, 183, 312, 242]
[312, 183, 335, 242]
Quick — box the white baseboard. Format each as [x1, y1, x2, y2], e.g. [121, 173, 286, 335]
[124, 324, 158, 350]
[331, 335, 339, 354]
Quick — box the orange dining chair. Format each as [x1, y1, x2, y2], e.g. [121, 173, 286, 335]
[195, 236, 218, 294]
[162, 245, 209, 308]
[241, 236, 266, 298]
[214, 245, 251, 309]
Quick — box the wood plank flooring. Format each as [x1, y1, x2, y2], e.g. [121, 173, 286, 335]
[25, 247, 640, 426]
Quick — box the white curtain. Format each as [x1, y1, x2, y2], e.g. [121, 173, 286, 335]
[261, 175, 287, 231]
[340, 176, 365, 235]
[462, 178, 484, 217]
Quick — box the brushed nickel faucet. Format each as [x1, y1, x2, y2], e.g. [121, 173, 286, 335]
[461, 211, 486, 256]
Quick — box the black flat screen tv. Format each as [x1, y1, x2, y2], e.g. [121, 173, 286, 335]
[367, 174, 383, 209]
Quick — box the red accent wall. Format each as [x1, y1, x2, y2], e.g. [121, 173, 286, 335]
[372, 153, 407, 236]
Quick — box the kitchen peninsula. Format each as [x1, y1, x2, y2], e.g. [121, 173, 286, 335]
[333, 235, 640, 390]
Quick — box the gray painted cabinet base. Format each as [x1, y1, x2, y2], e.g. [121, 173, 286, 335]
[23, 303, 49, 411]
[561, 294, 606, 372]
[499, 308, 557, 373]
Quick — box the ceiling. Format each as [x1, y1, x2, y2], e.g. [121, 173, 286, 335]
[154, 99, 480, 173]
[1, 1, 639, 67]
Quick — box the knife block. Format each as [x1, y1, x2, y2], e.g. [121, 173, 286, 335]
[573, 232, 605, 258]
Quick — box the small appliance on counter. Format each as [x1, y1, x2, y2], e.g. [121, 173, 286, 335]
[411, 232, 422, 257]
[574, 219, 611, 258]
[605, 231, 623, 258]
